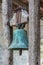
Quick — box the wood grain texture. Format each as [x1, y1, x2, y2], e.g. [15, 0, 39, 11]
[29, 0, 40, 65]
[2, 0, 13, 65]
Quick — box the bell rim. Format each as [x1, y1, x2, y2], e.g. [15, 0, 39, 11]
[8, 48, 28, 50]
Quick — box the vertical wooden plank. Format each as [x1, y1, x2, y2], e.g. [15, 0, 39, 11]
[29, 0, 40, 65]
[2, 0, 13, 65]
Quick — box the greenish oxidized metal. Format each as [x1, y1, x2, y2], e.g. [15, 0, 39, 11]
[9, 29, 28, 50]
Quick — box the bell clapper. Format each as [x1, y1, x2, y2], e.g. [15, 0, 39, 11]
[19, 49, 22, 55]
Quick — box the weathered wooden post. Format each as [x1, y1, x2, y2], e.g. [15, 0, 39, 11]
[29, 0, 40, 65]
[2, 0, 13, 65]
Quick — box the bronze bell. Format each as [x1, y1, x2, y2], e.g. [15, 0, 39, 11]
[8, 7, 29, 55]
[9, 29, 28, 50]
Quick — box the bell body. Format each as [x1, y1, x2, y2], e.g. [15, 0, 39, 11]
[9, 29, 28, 50]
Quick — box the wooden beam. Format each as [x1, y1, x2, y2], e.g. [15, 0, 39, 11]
[0, 3, 2, 13]
[2, 0, 13, 65]
[10, 12, 28, 26]
[12, 0, 43, 17]
[29, 0, 40, 65]
[40, 7, 43, 17]
[0, 0, 2, 3]
[40, 1, 43, 7]
[41, 0, 43, 2]
[12, 0, 28, 10]
[40, 7, 43, 12]
[12, 3, 17, 11]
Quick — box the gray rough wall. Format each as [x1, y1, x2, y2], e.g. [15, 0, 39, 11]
[0, 13, 28, 65]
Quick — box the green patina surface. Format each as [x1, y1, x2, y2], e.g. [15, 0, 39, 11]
[9, 29, 28, 50]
